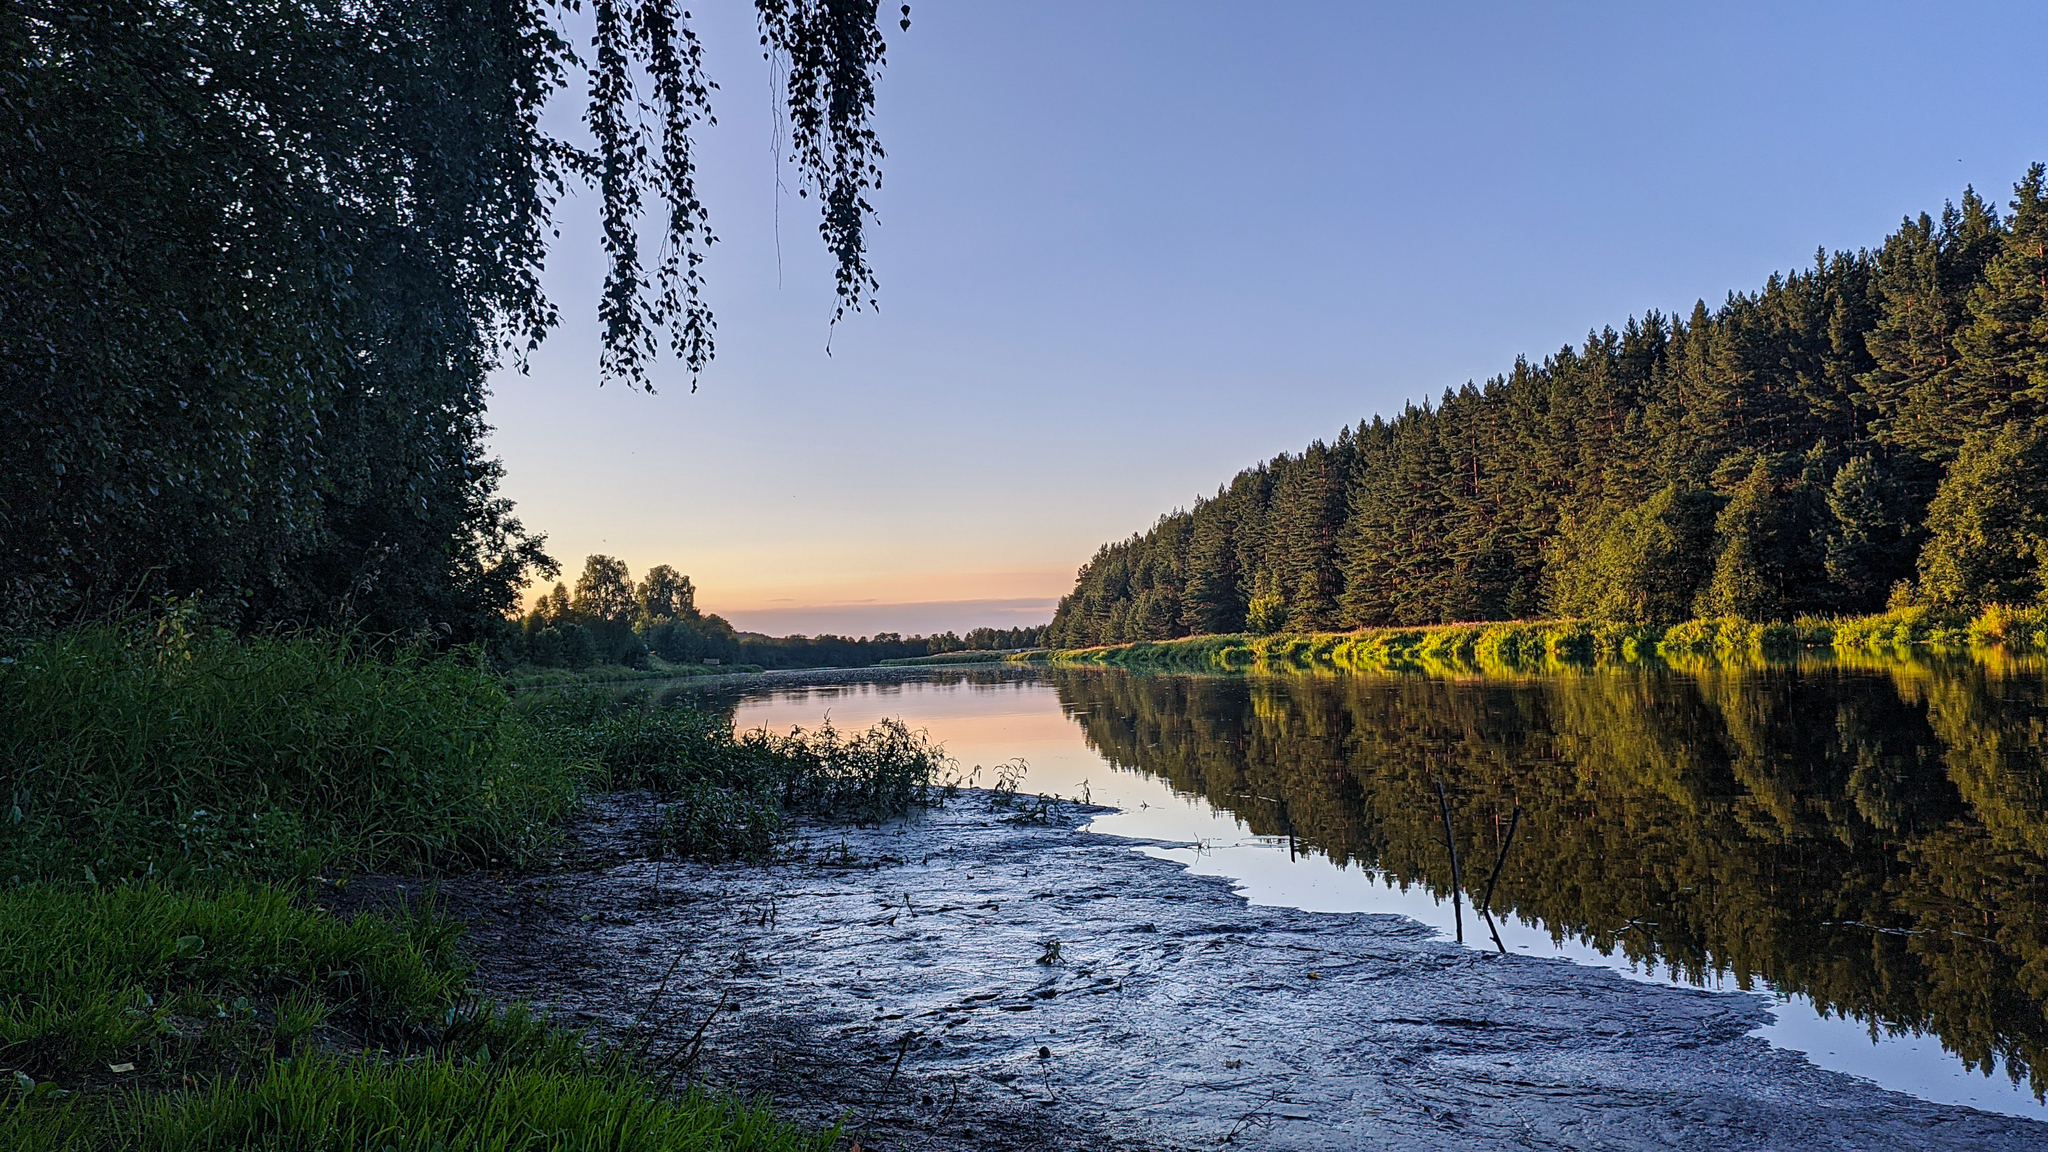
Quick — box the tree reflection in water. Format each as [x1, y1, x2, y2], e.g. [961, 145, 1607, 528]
[1048, 658, 2048, 1098]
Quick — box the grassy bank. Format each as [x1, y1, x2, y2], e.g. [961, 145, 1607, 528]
[0, 621, 944, 1148]
[874, 649, 1046, 667]
[1047, 605, 2048, 674]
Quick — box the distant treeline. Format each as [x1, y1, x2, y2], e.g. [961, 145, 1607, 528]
[496, 556, 1044, 671]
[739, 627, 1046, 670]
[1049, 166, 2048, 646]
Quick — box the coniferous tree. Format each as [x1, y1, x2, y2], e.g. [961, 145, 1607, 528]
[1863, 190, 2007, 463]
[1695, 458, 1831, 620]
[1917, 423, 2048, 608]
[1824, 456, 1916, 610]
[1552, 483, 1721, 625]
[1955, 166, 2048, 437]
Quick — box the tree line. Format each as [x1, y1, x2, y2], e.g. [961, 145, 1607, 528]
[499, 555, 1045, 670]
[1049, 166, 2048, 647]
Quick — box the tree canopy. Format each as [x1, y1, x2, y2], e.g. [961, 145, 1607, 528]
[2, 0, 905, 632]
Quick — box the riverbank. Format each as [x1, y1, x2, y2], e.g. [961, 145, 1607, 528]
[1046, 604, 2048, 673]
[347, 788, 2048, 1151]
[0, 623, 942, 1149]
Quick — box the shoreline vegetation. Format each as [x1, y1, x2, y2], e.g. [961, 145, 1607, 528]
[1042, 604, 2048, 673]
[0, 620, 948, 1149]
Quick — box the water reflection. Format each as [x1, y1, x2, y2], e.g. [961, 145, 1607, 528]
[1044, 660, 2048, 1100]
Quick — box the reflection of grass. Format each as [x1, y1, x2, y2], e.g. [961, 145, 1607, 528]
[1050, 605, 2048, 675]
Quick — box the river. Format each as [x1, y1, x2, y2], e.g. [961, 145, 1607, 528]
[677, 658, 2048, 1120]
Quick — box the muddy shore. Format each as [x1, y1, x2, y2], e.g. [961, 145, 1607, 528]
[343, 791, 2048, 1151]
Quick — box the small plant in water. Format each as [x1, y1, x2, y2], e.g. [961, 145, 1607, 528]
[1036, 938, 1064, 966]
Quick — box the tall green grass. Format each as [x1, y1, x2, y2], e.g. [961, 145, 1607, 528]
[874, 649, 1044, 666]
[0, 624, 581, 885]
[30, 1054, 834, 1152]
[0, 885, 465, 1082]
[1051, 620, 1663, 674]
[0, 623, 938, 1151]
[0, 884, 831, 1152]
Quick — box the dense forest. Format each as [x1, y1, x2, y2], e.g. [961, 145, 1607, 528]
[1048, 167, 2048, 647]
[498, 554, 1044, 671]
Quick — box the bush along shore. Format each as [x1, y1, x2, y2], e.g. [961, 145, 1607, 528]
[0, 620, 951, 1149]
[1045, 604, 2048, 674]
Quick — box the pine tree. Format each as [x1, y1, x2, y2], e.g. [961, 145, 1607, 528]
[1824, 456, 1916, 610]
[1955, 166, 2048, 435]
[1917, 423, 2048, 608]
[1862, 190, 2005, 461]
[1695, 458, 1830, 620]
[1554, 483, 1721, 625]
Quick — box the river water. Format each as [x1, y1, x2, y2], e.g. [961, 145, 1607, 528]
[689, 659, 2048, 1120]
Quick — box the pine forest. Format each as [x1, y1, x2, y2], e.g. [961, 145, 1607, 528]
[1047, 166, 2048, 648]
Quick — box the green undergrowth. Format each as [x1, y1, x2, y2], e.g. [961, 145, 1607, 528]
[0, 885, 465, 1085]
[8, 1053, 830, 1152]
[1052, 620, 1661, 674]
[515, 689, 952, 859]
[1049, 604, 2048, 674]
[0, 623, 582, 887]
[0, 888, 829, 1151]
[0, 620, 933, 1149]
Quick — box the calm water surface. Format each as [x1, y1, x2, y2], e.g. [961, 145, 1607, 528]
[684, 660, 2048, 1119]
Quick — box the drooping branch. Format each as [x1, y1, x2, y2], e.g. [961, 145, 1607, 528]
[756, 0, 899, 325]
[585, 0, 717, 389]
[581, 0, 902, 390]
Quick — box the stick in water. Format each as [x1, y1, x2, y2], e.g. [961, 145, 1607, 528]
[1435, 779, 1464, 944]
[1479, 805, 1524, 916]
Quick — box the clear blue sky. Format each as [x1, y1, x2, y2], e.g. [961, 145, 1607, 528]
[486, 0, 2048, 637]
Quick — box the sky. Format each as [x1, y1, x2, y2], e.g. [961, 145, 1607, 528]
[485, 0, 2048, 638]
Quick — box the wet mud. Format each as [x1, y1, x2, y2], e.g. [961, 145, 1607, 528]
[351, 792, 2048, 1151]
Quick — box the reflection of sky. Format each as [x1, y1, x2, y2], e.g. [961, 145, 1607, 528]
[732, 674, 2048, 1120]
